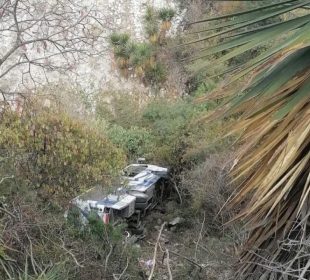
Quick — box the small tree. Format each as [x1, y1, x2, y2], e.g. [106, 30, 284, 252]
[158, 8, 175, 31]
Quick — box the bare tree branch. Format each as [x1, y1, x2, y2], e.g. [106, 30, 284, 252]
[0, 0, 109, 100]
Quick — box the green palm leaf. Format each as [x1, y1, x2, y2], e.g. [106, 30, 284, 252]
[185, 1, 310, 279]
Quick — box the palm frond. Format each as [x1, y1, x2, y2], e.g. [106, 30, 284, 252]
[186, 1, 310, 279]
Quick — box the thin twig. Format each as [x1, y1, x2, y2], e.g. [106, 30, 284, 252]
[172, 181, 182, 204]
[194, 211, 205, 262]
[0, 175, 14, 184]
[60, 242, 84, 268]
[148, 222, 166, 280]
[105, 244, 114, 273]
[165, 249, 173, 280]
[114, 257, 129, 280]
[0, 207, 16, 218]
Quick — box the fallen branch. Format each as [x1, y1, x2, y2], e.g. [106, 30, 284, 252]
[148, 222, 166, 280]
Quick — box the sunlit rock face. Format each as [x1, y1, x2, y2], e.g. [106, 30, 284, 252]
[74, 0, 183, 94]
[0, 0, 183, 99]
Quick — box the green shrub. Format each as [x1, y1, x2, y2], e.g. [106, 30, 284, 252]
[0, 106, 125, 203]
[141, 97, 231, 167]
[158, 8, 176, 22]
[95, 91, 144, 129]
[106, 124, 155, 160]
[130, 42, 153, 68]
[141, 99, 197, 167]
[109, 32, 130, 47]
[144, 62, 167, 85]
[144, 6, 157, 23]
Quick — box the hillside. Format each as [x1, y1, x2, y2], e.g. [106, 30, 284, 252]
[0, 1, 310, 280]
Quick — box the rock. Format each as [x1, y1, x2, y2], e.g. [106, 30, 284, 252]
[157, 218, 162, 225]
[168, 216, 184, 227]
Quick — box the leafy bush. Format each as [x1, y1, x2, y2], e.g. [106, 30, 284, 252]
[141, 99, 200, 167]
[106, 124, 155, 160]
[130, 43, 153, 68]
[95, 91, 145, 129]
[0, 106, 125, 203]
[143, 97, 233, 168]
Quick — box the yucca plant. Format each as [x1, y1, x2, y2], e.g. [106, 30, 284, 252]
[145, 23, 159, 44]
[184, 1, 310, 279]
[130, 43, 153, 77]
[144, 6, 157, 24]
[109, 33, 130, 48]
[113, 42, 135, 69]
[158, 8, 175, 31]
[144, 6, 160, 44]
[109, 33, 133, 69]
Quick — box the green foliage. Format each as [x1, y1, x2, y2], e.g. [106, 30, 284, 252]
[109, 32, 130, 47]
[130, 42, 153, 67]
[141, 98, 229, 168]
[17, 263, 68, 280]
[158, 8, 176, 22]
[144, 6, 158, 23]
[95, 89, 228, 169]
[106, 124, 155, 160]
[82, 212, 127, 244]
[192, 79, 216, 97]
[0, 106, 125, 203]
[144, 62, 167, 85]
[95, 91, 143, 129]
[114, 42, 135, 60]
[144, 22, 159, 37]
[109, 5, 175, 87]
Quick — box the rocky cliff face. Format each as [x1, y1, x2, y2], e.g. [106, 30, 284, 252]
[0, 0, 183, 98]
[78, 0, 183, 94]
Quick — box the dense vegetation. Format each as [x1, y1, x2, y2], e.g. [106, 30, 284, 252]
[1, 1, 309, 280]
[0, 91, 229, 279]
